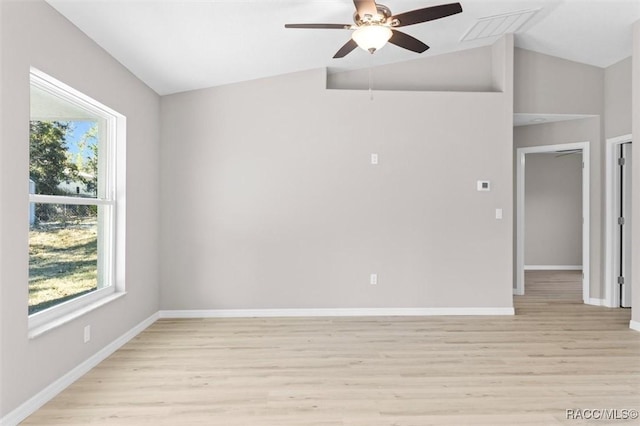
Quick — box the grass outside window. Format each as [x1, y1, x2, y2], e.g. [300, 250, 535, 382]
[29, 209, 99, 315]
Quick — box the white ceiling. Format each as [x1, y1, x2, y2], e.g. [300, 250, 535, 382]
[46, 0, 640, 95]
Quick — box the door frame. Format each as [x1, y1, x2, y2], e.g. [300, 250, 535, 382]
[515, 142, 590, 301]
[604, 134, 632, 307]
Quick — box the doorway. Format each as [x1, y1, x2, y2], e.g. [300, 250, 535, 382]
[605, 135, 633, 308]
[516, 142, 590, 301]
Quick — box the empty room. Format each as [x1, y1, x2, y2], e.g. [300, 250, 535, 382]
[1, 0, 640, 425]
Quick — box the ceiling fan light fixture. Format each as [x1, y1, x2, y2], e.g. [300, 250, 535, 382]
[352, 25, 392, 53]
[285, 2, 462, 58]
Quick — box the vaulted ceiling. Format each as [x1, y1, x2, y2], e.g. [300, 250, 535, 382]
[46, 0, 640, 95]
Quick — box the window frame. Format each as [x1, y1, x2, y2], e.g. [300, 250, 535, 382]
[28, 68, 126, 334]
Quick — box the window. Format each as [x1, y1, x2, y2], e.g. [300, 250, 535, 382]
[28, 69, 125, 332]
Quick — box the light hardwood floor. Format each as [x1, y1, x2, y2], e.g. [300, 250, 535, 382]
[23, 271, 640, 425]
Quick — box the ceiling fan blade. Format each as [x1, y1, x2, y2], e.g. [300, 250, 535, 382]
[333, 38, 358, 58]
[389, 30, 429, 53]
[353, 0, 378, 18]
[392, 2, 463, 27]
[285, 23, 352, 30]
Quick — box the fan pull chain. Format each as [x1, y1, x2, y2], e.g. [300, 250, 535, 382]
[369, 53, 374, 101]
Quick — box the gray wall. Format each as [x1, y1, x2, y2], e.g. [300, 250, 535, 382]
[632, 21, 640, 325]
[159, 37, 514, 311]
[524, 153, 583, 267]
[514, 48, 604, 115]
[605, 57, 632, 138]
[0, 0, 160, 417]
[0, 0, 4, 415]
[327, 46, 495, 92]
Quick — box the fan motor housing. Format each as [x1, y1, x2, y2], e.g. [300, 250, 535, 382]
[354, 4, 393, 26]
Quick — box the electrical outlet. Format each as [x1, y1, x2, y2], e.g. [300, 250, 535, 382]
[370, 273, 378, 285]
[371, 153, 378, 165]
[83, 325, 91, 343]
[477, 180, 490, 191]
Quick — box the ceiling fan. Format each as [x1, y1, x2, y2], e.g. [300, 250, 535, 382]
[285, 1, 463, 58]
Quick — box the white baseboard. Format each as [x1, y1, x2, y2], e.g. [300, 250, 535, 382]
[524, 265, 583, 271]
[0, 312, 159, 426]
[585, 298, 606, 307]
[159, 307, 515, 318]
[630, 320, 640, 332]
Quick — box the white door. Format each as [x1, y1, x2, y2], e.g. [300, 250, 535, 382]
[620, 143, 632, 308]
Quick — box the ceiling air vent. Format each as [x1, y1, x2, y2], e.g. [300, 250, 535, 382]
[461, 8, 540, 42]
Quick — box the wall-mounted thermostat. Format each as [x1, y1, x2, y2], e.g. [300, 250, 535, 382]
[477, 180, 491, 191]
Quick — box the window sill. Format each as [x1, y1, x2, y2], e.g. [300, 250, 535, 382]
[28, 292, 127, 339]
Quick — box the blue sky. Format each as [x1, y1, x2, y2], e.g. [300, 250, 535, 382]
[65, 120, 96, 159]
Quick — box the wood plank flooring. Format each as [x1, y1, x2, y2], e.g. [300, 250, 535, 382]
[23, 271, 640, 425]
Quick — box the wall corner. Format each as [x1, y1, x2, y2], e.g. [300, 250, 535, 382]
[491, 33, 514, 96]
